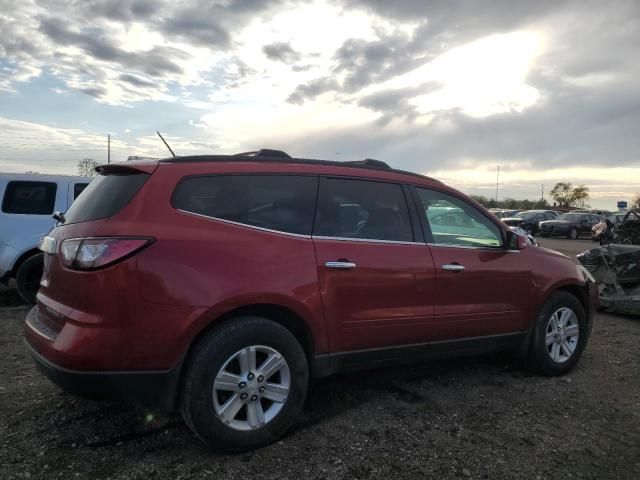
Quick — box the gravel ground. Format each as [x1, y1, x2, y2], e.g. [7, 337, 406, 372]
[1, 239, 639, 480]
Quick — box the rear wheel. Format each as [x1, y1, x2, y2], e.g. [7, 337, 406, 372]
[528, 292, 587, 376]
[15, 253, 44, 304]
[568, 228, 578, 240]
[179, 316, 308, 452]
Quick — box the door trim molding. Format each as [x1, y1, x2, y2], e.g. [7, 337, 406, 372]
[312, 331, 527, 377]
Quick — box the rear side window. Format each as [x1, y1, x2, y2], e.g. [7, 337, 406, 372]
[63, 172, 149, 224]
[73, 183, 89, 199]
[173, 175, 318, 235]
[316, 178, 413, 242]
[2, 181, 57, 215]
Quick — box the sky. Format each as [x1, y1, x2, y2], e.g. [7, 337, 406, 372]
[0, 0, 638, 209]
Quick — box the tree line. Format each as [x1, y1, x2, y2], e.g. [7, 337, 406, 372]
[471, 182, 590, 210]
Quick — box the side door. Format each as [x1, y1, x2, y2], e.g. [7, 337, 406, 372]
[312, 177, 436, 353]
[412, 186, 532, 340]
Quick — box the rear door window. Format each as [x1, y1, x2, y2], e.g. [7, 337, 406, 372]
[172, 174, 318, 235]
[1, 181, 57, 215]
[63, 172, 149, 224]
[315, 178, 413, 242]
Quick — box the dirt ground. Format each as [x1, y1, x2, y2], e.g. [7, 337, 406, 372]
[1, 239, 639, 480]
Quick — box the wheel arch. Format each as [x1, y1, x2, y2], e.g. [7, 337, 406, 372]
[173, 302, 318, 410]
[518, 281, 590, 358]
[11, 247, 42, 277]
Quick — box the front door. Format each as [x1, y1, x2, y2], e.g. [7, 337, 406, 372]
[313, 177, 436, 353]
[413, 186, 531, 341]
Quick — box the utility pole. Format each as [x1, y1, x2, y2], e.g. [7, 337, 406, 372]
[107, 134, 111, 164]
[495, 165, 500, 202]
[541, 184, 544, 202]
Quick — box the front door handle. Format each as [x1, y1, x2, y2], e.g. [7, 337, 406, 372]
[326, 261, 357, 269]
[441, 263, 465, 272]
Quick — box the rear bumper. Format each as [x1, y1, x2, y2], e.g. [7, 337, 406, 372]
[24, 336, 182, 411]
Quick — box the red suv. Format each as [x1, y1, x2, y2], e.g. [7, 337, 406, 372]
[25, 150, 597, 451]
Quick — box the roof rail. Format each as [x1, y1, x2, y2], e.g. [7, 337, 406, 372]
[233, 149, 291, 158]
[159, 150, 438, 182]
[342, 158, 390, 170]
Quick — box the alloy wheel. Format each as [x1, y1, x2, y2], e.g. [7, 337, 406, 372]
[212, 345, 290, 431]
[545, 307, 579, 363]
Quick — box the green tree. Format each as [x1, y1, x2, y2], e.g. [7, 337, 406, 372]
[77, 158, 99, 177]
[549, 182, 590, 209]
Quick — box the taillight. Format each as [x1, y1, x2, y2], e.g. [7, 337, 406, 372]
[60, 237, 153, 270]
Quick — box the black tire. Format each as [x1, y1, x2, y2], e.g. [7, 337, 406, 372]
[527, 292, 588, 376]
[15, 253, 44, 304]
[568, 228, 578, 240]
[179, 316, 309, 452]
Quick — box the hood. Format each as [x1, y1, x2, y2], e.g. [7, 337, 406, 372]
[502, 217, 526, 224]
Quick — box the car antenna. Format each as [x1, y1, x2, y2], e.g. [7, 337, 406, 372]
[156, 131, 176, 157]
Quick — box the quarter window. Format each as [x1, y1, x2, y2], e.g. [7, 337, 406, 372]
[172, 175, 318, 235]
[415, 187, 502, 248]
[1, 181, 57, 215]
[316, 178, 413, 242]
[73, 183, 89, 200]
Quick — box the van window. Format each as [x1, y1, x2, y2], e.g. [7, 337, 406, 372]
[316, 178, 413, 242]
[172, 175, 318, 235]
[63, 172, 149, 224]
[1, 181, 57, 215]
[73, 183, 89, 199]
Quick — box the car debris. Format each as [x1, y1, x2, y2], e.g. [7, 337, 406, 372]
[577, 244, 640, 315]
[615, 210, 640, 245]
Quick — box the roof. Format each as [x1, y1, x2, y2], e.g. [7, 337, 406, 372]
[0, 172, 91, 182]
[158, 149, 439, 182]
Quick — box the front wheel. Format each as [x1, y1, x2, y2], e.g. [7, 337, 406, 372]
[15, 253, 44, 304]
[568, 228, 578, 240]
[179, 316, 309, 452]
[527, 292, 588, 376]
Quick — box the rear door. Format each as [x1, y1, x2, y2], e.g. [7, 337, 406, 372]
[413, 186, 531, 340]
[312, 177, 436, 353]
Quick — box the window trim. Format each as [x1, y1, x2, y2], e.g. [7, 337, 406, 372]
[170, 172, 320, 237]
[1, 180, 58, 215]
[313, 175, 417, 243]
[409, 184, 508, 251]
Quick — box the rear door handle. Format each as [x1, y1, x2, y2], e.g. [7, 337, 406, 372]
[326, 261, 357, 269]
[441, 264, 465, 272]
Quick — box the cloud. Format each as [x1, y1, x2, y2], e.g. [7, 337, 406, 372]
[262, 42, 301, 63]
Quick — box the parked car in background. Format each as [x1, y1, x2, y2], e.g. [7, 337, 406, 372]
[571, 209, 611, 217]
[25, 151, 596, 452]
[501, 210, 558, 235]
[0, 173, 91, 303]
[489, 208, 521, 219]
[539, 212, 604, 239]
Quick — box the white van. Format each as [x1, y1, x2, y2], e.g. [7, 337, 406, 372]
[0, 173, 91, 303]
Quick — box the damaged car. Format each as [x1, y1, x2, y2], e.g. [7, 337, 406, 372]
[577, 244, 640, 315]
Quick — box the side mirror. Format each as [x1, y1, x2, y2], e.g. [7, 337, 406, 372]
[506, 230, 527, 250]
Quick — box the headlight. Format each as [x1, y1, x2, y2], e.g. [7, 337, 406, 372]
[576, 264, 596, 283]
